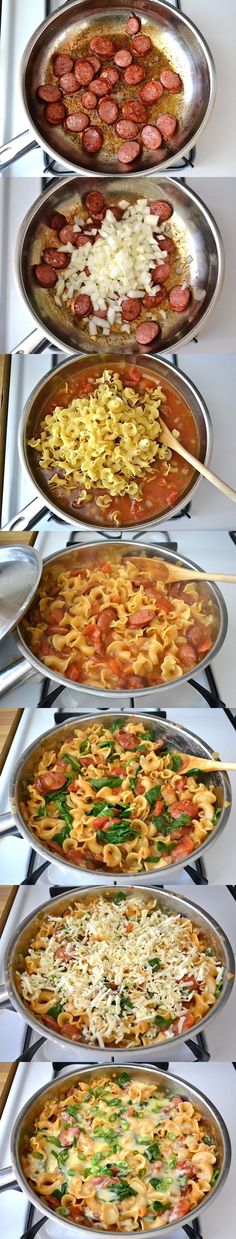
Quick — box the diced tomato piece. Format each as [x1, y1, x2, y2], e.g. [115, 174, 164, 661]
[169, 800, 197, 819]
[171, 836, 194, 861]
[66, 663, 82, 681]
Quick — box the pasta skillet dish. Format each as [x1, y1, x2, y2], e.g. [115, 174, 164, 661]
[20, 719, 220, 872]
[16, 893, 224, 1047]
[21, 551, 218, 692]
[21, 1072, 220, 1229]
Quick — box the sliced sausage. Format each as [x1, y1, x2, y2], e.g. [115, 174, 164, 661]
[89, 37, 115, 57]
[128, 607, 155, 627]
[152, 260, 171, 284]
[141, 124, 162, 149]
[64, 112, 89, 132]
[169, 285, 191, 312]
[100, 67, 120, 86]
[91, 77, 110, 97]
[50, 211, 67, 232]
[143, 288, 167, 308]
[88, 54, 101, 74]
[109, 204, 124, 219]
[75, 232, 92, 246]
[74, 59, 95, 86]
[116, 119, 139, 138]
[43, 248, 70, 269]
[136, 321, 160, 346]
[81, 90, 97, 111]
[177, 642, 197, 668]
[85, 190, 105, 215]
[36, 767, 67, 793]
[45, 102, 66, 124]
[122, 100, 147, 123]
[150, 199, 173, 220]
[96, 606, 116, 632]
[114, 49, 133, 68]
[116, 731, 138, 749]
[126, 15, 141, 35]
[124, 63, 145, 84]
[53, 54, 74, 76]
[160, 69, 182, 92]
[131, 34, 152, 55]
[98, 97, 119, 124]
[140, 79, 163, 104]
[37, 84, 62, 103]
[59, 224, 78, 244]
[122, 297, 142, 321]
[157, 112, 177, 139]
[158, 236, 175, 254]
[59, 72, 79, 95]
[33, 263, 57, 287]
[82, 126, 103, 153]
[74, 293, 93, 317]
[118, 139, 141, 163]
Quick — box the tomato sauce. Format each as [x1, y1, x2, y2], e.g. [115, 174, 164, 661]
[28, 362, 200, 526]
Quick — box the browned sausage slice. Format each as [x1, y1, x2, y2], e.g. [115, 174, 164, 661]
[143, 288, 167, 308]
[59, 224, 78, 244]
[152, 260, 171, 284]
[53, 54, 74, 76]
[82, 126, 103, 153]
[128, 607, 155, 627]
[109, 205, 124, 220]
[59, 72, 79, 94]
[36, 767, 67, 793]
[91, 77, 111, 97]
[64, 112, 89, 132]
[169, 286, 191, 311]
[89, 36, 115, 57]
[81, 90, 97, 111]
[74, 59, 95, 86]
[85, 191, 105, 214]
[150, 199, 173, 220]
[116, 119, 139, 138]
[43, 248, 70, 268]
[126, 15, 141, 35]
[118, 140, 141, 163]
[45, 102, 67, 124]
[160, 69, 182, 91]
[33, 264, 57, 287]
[140, 79, 163, 104]
[50, 211, 67, 232]
[124, 63, 145, 84]
[37, 84, 62, 103]
[122, 297, 142, 321]
[131, 34, 152, 55]
[157, 113, 177, 139]
[136, 321, 160, 345]
[75, 232, 93, 247]
[122, 100, 147, 123]
[100, 67, 120, 86]
[98, 98, 119, 124]
[88, 54, 101, 74]
[141, 124, 162, 149]
[116, 730, 138, 748]
[114, 49, 133, 68]
[74, 293, 93, 317]
[158, 236, 175, 254]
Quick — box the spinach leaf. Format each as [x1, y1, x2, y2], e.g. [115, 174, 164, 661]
[153, 1201, 171, 1214]
[145, 785, 161, 807]
[210, 1169, 219, 1186]
[143, 1142, 160, 1162]
[53, 1183, 68, 1202]
[54, 822, 72, 845]
[61, 753, 82, 774]
[170, 754, 182, 771]
[80, 739, 90, 754]
[107, 1181, 137, 1201]
[97, 824, 138, 845]
[117, 1073, 130, 1088]
[109, 719, 124, 732]
[48, 1001, 65, 1019]
[184, 767, 202, 778]
[213, 806, 221, 824]
[167, 812, 190, 828]
[120, 992, 133, 1014]
[148, 958, 161, 971]
[203, 1135, 211, 1146]
[155, 1014, 172, 1028]
[90, 776, 123, 790]
[37, 804, 47, 819]
[112, 892, 127, 904]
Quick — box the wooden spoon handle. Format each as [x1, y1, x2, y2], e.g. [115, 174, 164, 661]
[169, 568, 236, 583]
[160, 421, 236, 504]
[180, 758, 236, 772]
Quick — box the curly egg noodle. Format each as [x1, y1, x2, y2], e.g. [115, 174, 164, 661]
[21, 553, 217, 692]
[17, 894, 223, 1048]
[21, 1074, 219, 1230]
[21, 720, 219, 873]
[28, 370, 170, 502]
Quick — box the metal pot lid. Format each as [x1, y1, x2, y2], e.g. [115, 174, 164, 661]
[0, 544, 41, 641]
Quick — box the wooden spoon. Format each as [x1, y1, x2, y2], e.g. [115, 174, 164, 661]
[129, 558, 236, 585]
[159, 416, 236, 505]
[172, 754, 236, 773]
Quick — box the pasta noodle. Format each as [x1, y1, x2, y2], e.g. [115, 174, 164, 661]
[21, 1072, 220, 1230]
[21, 551, 219, 692]
[16, 893, 224, 1047]
[20, 719, 220, 873]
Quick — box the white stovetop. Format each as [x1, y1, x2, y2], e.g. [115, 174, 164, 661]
[0, 1062, 235, 1239]
[1, 0, 235, 177]
[2, 352, 236, 530]
[0, 706, 236, 884]
[0, 882, 235, 1061]
[1, 529, 236, 707]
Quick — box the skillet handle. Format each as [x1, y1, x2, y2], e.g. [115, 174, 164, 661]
[0, 1165, 19, 1189]
[0, 983, 13, 1009]
[12, 327, 48, 354]
[3, 496, 48, 532]
[0, 660, 35, 698]
[0, 130, 38, 170]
